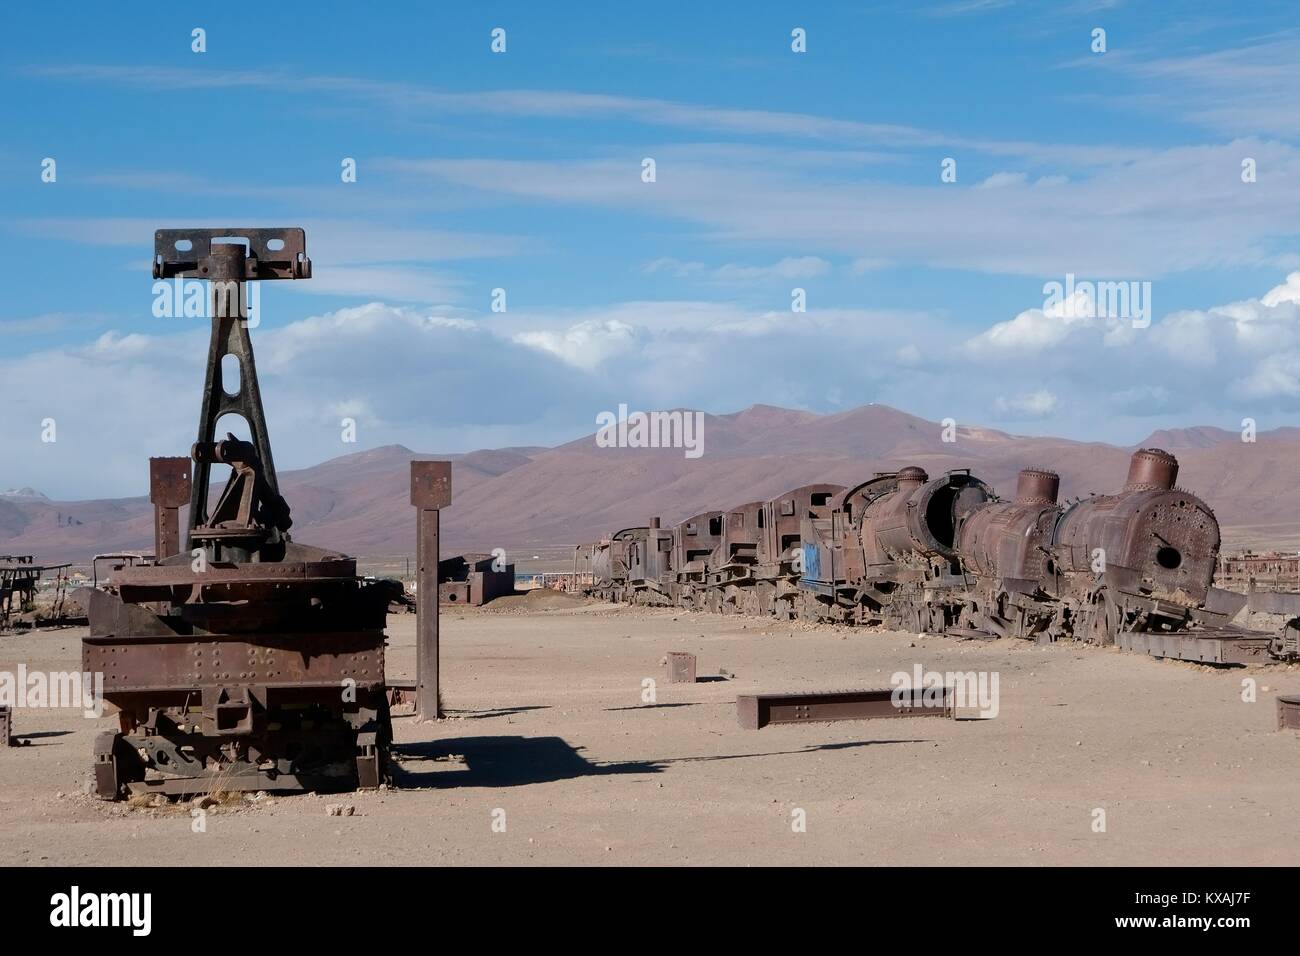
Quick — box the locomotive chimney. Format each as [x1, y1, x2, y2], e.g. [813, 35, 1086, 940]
[1124, 448, 1178, 492]
[897, 466, 928, 493]
[649, 516, 661, 529]
[1015, 468, 1059, 505]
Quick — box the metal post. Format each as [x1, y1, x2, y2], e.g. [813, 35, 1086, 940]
[149, 457, 192, 561]
[410, 461, 452, 721]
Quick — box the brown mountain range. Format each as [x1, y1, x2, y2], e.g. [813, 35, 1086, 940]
[2, 403, 1297, 565]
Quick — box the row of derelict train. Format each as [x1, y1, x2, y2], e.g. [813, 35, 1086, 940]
[575, 448, 1300, 665]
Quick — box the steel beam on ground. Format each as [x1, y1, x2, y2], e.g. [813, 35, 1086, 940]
[737, 687, 953, 730]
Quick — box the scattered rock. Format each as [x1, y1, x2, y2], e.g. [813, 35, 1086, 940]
[326, 803, 355, 817]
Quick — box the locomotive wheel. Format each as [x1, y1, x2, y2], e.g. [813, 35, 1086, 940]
[1085, 590, 1119, 645]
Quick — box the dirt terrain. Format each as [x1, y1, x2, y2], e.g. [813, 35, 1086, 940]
[1, 594, 1298, 866]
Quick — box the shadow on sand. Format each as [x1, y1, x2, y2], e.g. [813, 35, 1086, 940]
[390, 735, 925, 789]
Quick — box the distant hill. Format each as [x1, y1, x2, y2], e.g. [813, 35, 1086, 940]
[1, 404, 1297, 563]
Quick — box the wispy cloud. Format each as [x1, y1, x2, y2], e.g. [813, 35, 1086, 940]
[386, 139, 1300, 278]
[1073, 32, 1300, 138]
[27, 63, 1150, 165]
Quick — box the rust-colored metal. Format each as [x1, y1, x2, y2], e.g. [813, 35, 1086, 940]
[438, 553, 513, 606]
[1278, 695, 1300, 731]
[149, 456, 191, 561]
[665, 651, 697, 684]
[583, 444, 1294, 664]
[0, 556, 41, 626]
[81, 227, 396, 800]
[1124, 447, 1178, 492]
[627, 516, 674, 605]
[411, 460, 452, 720]
[737, 687, 954, 730]
[1221, 551, 1300, 593]
[1014, 468, 1060, 505]
[158, 229, 309, 554]
[0, 556, 74, 628]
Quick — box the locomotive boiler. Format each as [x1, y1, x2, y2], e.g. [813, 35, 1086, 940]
[578, 447, 1291, 665]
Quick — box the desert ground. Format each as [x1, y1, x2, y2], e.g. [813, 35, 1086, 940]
[1, 592, 1298, 867]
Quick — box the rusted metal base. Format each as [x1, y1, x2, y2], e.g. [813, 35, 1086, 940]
[665, 651, 697, 683]
[1278, 695, 1300, 731]
[737, 687, 954, 730]
[1116, 627, 1275, 665]
[91, 701, 387, 800]
[83, 554, 394, 801]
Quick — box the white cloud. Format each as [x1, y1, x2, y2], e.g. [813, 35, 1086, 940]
[966, 290, 1115, 352]
[35, 63, 1148, 166]
[642, 256, 832, 283]
[8, 273, 1300, 499]
[641, 257, 706, 277]
[512, 319, 638, 369]
[994, 390, 1058, 417]
[976, 171, 1029, 189]
[710, 257, 831, 281]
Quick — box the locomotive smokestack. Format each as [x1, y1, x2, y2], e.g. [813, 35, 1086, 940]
[1124, 448, 1178, 492]
[1015, 468, 1059, 505]
[897, 466, 928, 493]
[649, 516, 661, 529]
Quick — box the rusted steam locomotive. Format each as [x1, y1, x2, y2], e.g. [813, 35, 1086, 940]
[578, 448, 1293, 665]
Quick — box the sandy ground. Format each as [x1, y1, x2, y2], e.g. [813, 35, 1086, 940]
[1, 592, 1299, 866]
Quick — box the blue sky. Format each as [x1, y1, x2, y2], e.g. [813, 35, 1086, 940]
[4, 1, 1300, 497]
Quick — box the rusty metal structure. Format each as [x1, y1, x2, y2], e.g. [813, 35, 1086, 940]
[580, 448, 1299, 665]
[586, 526, 646, 604]
[438, 552, 513, 606]
[0, 555, 73, 628]
[0, 556, 41, 624]
[80, 228, 398, 799]
[411, 460, 451, 720]
[1219, 549, 1300, 593]
[665, 651, 697, 684]
[1279, 695, 1300, 731]
[737, 687, 954, 730]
